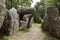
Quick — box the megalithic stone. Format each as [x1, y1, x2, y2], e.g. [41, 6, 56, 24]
[0, 11, 11, 35]
[9, 7, 19, 35]
[0, 0, 6, 28]
[47, 6, 59, 35]
[19, 14, 31, 30]
[17, 8, 36, 30]
[1, 7, 19, 35]
[41, 6, 60, 38]
[27, 17, 33, 28]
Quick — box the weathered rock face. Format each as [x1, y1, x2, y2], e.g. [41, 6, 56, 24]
[41, 13, 49, 32]
[1, 8, 19, 35]
[41, 6, 60, 38]
[0, 11, 11, 35]
[27, 15, 33, 28]
[19, 14, 32, 30]
[9, 8, 19, 34]
[17, 8, 35, 30]
[0, 0, 6, 28]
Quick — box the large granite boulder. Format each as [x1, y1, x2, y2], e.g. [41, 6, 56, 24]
[1, 8, 19, 35]
[41, 6, 60, 38]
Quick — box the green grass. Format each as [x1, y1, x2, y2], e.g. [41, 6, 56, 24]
[3, 36, 9, 40]
[18, 31, 25, 35]
[32, 23, 59, 40]
[32, 23, 41, 28]
[3, 23, 59, 40]
[18, 29, 30, 35]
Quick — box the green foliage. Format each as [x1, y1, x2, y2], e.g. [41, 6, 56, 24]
[44, 0, 60, 15]
[34, 1, 45, 23]
[3, 36, 9, 40]
[34, 13, 41, 23]
[34, 0, 60, 23]
[5, 0, 32, 9]
[45, 0, 56, 6]
[5, 0, 20, 9]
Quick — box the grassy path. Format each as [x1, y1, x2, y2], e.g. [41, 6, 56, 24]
[8, 23, 59, 40]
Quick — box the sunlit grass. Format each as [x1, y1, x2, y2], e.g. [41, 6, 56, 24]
[3, 36, 9, 40]
[32, 23, 41, 28]
[18, 31, 25, 35]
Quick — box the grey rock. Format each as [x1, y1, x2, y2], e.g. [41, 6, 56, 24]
[1, 8, 19, 35]
[41, 6, 60, 38]
[9, 7, 19, 35]
[19, 14, 32, 30]
[0, 0, 6, 28]
[17, 8, 36, 30]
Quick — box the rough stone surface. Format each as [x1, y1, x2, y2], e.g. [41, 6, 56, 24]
[9, 7, 19, 35]
[19, 14, 32, 30]
[1, 8, 19, 35]
[0, 11, 11, 35]
[0, 0, 6, 28]
[0, 0, 7, 40]
[41, 6, 60, 38]
[17, 8, 36, 30]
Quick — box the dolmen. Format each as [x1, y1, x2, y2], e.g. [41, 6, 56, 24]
[0, 0, 36, 36]
[41, 6, 60, 38]
[17, 8, 36, 30]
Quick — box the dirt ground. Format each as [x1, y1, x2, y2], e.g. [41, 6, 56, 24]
[9, 26, 59, 40]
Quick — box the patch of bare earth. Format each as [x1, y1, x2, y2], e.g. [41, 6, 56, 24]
[9, 27, 58, 40]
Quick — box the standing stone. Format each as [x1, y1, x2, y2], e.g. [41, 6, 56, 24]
[27, 15, 33, 28]
[0, 0, 6, 28]
[9, 7, 19, 35]
[0, 11, 11, 35]
[41, 6, 60, 38]
[19, 14, 32, 30]
[0, 0, 7, 40]
[1, 8, 19, 35]
[41, 13, 49, 32]
[47, 6, 59, 36]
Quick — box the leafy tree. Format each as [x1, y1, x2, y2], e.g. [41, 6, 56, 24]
[44, 0, 56, 6]
[5, 0, 32, 9]
[34, 1, 46, 23]
[44, 0, 60, 15]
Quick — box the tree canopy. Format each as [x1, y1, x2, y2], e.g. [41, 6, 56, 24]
[5, 0, 32, 9]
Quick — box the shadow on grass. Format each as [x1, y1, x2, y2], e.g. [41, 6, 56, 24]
[43, 35, 59, 40]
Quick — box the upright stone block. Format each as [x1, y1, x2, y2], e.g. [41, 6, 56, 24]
[19, 14, 32, 30]
[9, 7, 19, 35]
[1, 8, 19, 35]
[0, 0, 6, 28]
[41, 6, 60, 38]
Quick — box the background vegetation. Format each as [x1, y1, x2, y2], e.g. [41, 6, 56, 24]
[5, 0, 60, 23]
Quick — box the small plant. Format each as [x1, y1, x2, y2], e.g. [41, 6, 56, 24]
[3, 36, 9, 40]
